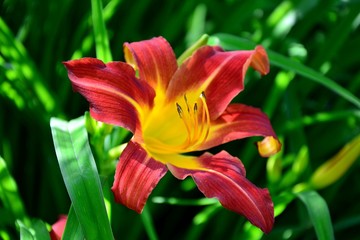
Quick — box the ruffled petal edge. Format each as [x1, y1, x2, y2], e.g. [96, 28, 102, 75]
[167, 151, 274, 233]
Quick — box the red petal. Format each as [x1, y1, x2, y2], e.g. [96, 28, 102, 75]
[166, 45, 269, 119]
[64, 58, 155, 133]
[167, 151, 274, 233]
[111, 141, 168, 213]
[198, 104, 280, 153]
[50, 215, 67, 240]
[124, 37, 178, 91]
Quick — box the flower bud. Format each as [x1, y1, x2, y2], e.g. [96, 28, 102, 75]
[257, 136, 282, 157]
[311, 134, 360, 189]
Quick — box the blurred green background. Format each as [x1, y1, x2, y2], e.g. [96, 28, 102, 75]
[1, 0, 360, 239]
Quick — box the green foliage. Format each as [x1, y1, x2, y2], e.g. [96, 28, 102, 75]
[1, 0, 360, 239]
[17, 219, 50, 240]
[50, 117, 113, 239]
[296, 191, 334, 240]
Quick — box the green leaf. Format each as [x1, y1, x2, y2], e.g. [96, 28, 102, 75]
[0, 156, 27, 223]
[296, 191, 334, 240]
[141, 206, 159, 240]
[209, 33, 360, 109]
[184, 4, 207, 48]
[17, 219, 50, 240]
[50, 116, 114, 240]
[178, 34, 209, 65]
[17, 220, 34, 240]
[0, 17, 57, 116]
[31, 220, 51, 240]
[62, 205, 84, 240]
[91, 0, 112, 62]
[152, 197, 218, 206]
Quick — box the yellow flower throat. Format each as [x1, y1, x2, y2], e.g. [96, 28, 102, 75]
[142, 91, 210, 156]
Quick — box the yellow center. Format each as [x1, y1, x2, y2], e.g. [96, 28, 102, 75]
[141, 90, 210, 159]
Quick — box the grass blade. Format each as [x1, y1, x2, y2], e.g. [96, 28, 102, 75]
[62, 205, 84, 240]
[17, 219, 50, 240]
[50, 116, 114, 240]
[91, 0, 112, 62]
[17, 220, 34, 240]
[0, 17, 57, 116]
[0, 156, 27, 224]
[269, 51, 360, 109]
[296, 191, 335, 240]
[31, 220, 51, 240]
[141, 206, 159, 240]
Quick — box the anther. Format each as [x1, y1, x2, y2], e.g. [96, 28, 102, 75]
[184, 94, 190, 112]
[194, 103, 198, 113]
[176, 103, 183, 118]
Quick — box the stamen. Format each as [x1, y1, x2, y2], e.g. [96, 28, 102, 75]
[184, 94, 190, 113]
[162, 91, 211, 154]
[200, 91, 210, 144]
[176, 103, 183, 118]
[194, 103, 198, 113]
[176, 100, 192, 144]
[193, 103, 199, 140]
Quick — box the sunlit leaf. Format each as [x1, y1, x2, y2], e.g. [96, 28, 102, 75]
[0, 156, 27, 223]
[91, 0, 112, 62]
[17, 219, 50, 240]
[0, 17, 56, 115]
[50, 116, 114, 240]
[62, 206, 84, 240]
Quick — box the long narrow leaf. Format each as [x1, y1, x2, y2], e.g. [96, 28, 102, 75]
[17, 219, 50, 240]
[91, 0, 112, 62]
[17, 220, 34, 240]
[0, 156, 27, 223]
[296, 191, 334, 240]
[141, 206, 159, 240]
[31, 220, 51, 240]
[208, 33, 360, 109]
[0, 17, 57, 115]
[62, 205, 84, 240]
[50, 117, 114, 240]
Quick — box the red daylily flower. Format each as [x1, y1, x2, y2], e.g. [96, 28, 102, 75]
[64, 37, 281, 233]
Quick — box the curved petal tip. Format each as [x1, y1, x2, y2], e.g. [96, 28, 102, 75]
[251, 45, 270, 76]
[168, 151, 274, 233]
